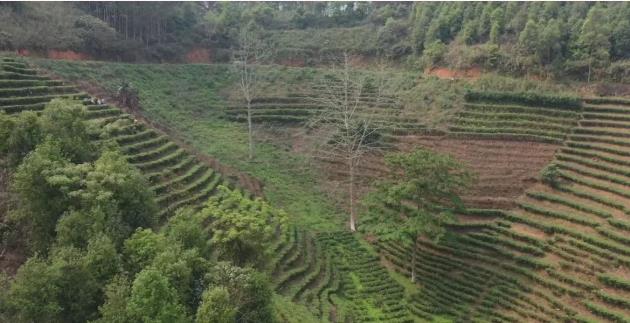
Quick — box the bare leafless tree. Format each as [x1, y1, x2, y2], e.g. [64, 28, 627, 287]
[306, 53, 391, 232]
[232, 25, 268, 160]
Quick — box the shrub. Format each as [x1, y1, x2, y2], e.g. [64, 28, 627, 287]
[541, 163, 563, 188]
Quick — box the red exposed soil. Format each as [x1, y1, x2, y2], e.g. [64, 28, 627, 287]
[16, 49, 91, 61]
[47, 50, 90, 61]
[427, 66, 482, 80]
[185, 48, 213, 64]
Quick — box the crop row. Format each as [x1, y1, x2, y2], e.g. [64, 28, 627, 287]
[464, 90, 582, 109]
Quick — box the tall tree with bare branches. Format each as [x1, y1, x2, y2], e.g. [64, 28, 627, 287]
[232, 23, 268, 160]
[307, 53, 391, 232]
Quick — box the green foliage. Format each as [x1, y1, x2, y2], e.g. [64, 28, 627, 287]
[201, 186, 287, 266]
[162, 207, 212, 256]
[127, 268, 190, 323]
[11, 139, 72, 252]
[0, 111, 42, 168]
[93, 275, 133, 323]
[195, 287, 236, 323]
[362, 148, 474, 245]
[577, 5, 612, 81]
[11, 141, 157, 252]
[464, 90, 582, 109]
[205, 262, 276, 323]
[5, 248, 103, 323]
[422, 40, 447, 68]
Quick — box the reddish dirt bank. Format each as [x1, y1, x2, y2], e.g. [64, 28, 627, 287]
[426, 67, 482, 80]
[17, 49, 91, 61]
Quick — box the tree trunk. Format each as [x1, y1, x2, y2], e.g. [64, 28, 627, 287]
[349, 159, 356, 232]
[411, 235, 417, 282]
[587, 59, 592, 84]
[247, 99, 254, 160]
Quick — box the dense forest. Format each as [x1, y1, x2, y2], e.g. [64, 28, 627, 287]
[1, 2, 629, 81]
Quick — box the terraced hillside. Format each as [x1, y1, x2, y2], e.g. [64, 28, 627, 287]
[224, 78, 427, 136]
[269, 228, 415, 322]
[3, 57, 418, 323]
[326, 91, 578, 210]
[376, 96, 630, 322]
[0, 58, 238, 221]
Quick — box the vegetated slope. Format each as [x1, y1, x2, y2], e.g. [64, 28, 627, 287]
[20, 58, 420, 322]
[0, 58, 239, 222]
[376, 94, 630, 322]
[223, 76, 427, 136]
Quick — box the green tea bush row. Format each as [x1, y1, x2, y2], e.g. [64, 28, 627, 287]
[121, 135, 169, 155]
[127, 142, 178, 163]
[156, 171, 217, 206]
[583, 105, 629, 114]
[583, 111, 630, 122]
[448, 125, 564, 140]
[559, 162, 630, 188]
[580, 119, 629, 129]
[557, 154, 630, 177]
[561, 147, 630, 168]
[597, 290, 630, 309]
[583, 301, 630, 323]
[0, 71, 49, 80]
[0, 79, 61, 88]
[525, 191, 613, 219]
[458, 110, 577, 126]
[598, 274, 630, 291]
[0, 85, 76, 98]
[158, 178, 222, 218]
[567, 141, 630, 159]
[1, 102, 47, 113]
[584, 97, 630, 106]
[575, 126, 630, 139]
[291, 246, 325, 301]
[490, 225, 549, 250]
[569, 134, 630, 149]
[608, 219, 630, 231]
[270, 229, 297, 274]
[464, 102, 579, 118]
[115, 129, 158, 145]
[1, 65, 38, 75]
[135, 148, 187, 171]
[545, 269, 596, 291]
[596, 228, 630, 247]
[0, 92, 87, 106]
[85, 108, 122, 120]
[464, 90, 582, 109]
[558, 185, 627, 212]
[468, 231, 546, 256]
[146, 156, 195, 183]
[454, 118, 571, 133]
[518, 202, 601, 227]
[151, 165, 208, 195]
[559, 170, 630, 199]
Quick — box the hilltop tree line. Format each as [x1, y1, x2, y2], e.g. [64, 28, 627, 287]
[0, 99, 285, 323]
[1, 2, 628, 80]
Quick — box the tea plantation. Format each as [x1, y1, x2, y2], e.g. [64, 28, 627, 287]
[3, 56, 628, 322]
